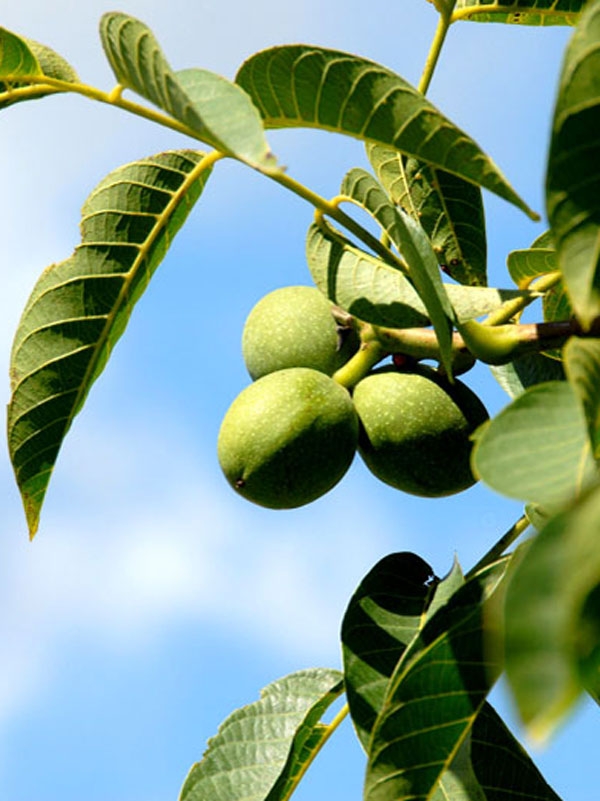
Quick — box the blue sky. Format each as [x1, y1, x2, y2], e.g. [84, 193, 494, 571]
[0, 2, 597, 799]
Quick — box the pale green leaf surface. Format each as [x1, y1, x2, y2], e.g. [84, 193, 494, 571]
[364, 560, 508, 801]
[546, 0, 600, 326]
[235, 45, 537, 219]
[564, 336, 600, 457]
[0, 29, 78, 110]
[472, 381, 597, 507]
[179, 669, 343, 801]
[454, 0, 584, 25]
[507, 247, 558, 288]
[306, 220, 536, 328]
[7, 150, 212, 538]
[490, 352, 565, 399]
[99, 12, 275, 170]
[367, 143, 487, 287]
[505, 483, 600, 739]
[340, 168, 455, 374]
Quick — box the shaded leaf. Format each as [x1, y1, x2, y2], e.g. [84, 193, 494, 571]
[364, 560, 508, 801]
[472, 381, 597, 507]
[99, 12, 275, 170]
[505, 483, 600, 739]
[340, 168, 455, 375]
[306, 219, 537, 328]
[236, 45, 537, 219]
[367, 144, 487, 287]
[546, 0, 600, 326]
[453, 0, 584, 25]
[490, 351, 565, 399]
[179, 668, 343, 801]
[0, 28, 78, 110]
[564, 336, 600, 457]
[341, 551, 441, 751]
[8, 150, 213, 538]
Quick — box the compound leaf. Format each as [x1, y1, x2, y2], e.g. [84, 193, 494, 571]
[236, 45, 537, 219]
[367, 144, 487, 287]
[505, 483, 600, 740]
[564, 336, 600, 458]
[453, 0, 585, 26]
[0, 28, 78, 110]
[546, 0, 600, 327]
[99, 12, 275, 171]
[472, 381, 597, 507]
[8, 150, 213, 538]
[179, 668, 343, 801]
[363, 560, 508, 801]
[341, 168, 455, 375]
[306, 219, 537, 328]
[507, 247, 558, 288]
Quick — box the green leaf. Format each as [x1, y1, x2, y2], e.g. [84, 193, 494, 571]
[364, 560, 508, 801]
[178, 668, 343, 801]
[340, 168, 455, 375]
[564, 336, 600, 457]
[472, 381, 597, 507]
[306, 219, 537, 328]
[8, 150, 213, 538]
[236, 45, 537, 219]
[453, 0, 585, 26]
[507, 247, 558, 288]
[341, 552, 442, 751]
[490, 352, 565, 399]
[546, 0, 600, 327]
[505, 483, 600, 739]
[367, 144, 487, 287]
[0, 29, 78, 110]
[99, 12, 275, 171]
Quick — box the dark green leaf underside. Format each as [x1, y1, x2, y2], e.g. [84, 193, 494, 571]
[564, 336, 600, 457]
[179, 668, 343, 801]
[454, 0, 584, 25]
[367, 143, 487, 287]
[364, 560, 508, 801]
[236, 45, 537, 218]
[306, 220, 536, 328]
[8, 149, 212, 538]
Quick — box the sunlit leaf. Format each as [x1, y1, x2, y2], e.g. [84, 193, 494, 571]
[340, 168, 455, 375]
[564, 336, 600, 457]
[472, 381, 597, 507]
[99, 12, 275, 170]
[507, 247, 558, 288]
[367, 144, 487, 287]
[453, 0, 584, 26]
[505, 483, 600, 740]
[179, 668, 343, 801]
[236, 45, 537, 219]
[306, 219, 537, 328]
[490, 352, 565, 399]
[8, 150, 213, 538]
[546, 0, 600, 327]
[363, 560, 508, 801]
[0, 28, 78, 110]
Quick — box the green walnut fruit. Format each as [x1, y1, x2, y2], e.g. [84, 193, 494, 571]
[353, 366, 489, 497]
[218, 367, 358, 508]
[242, 285, 358, 380]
